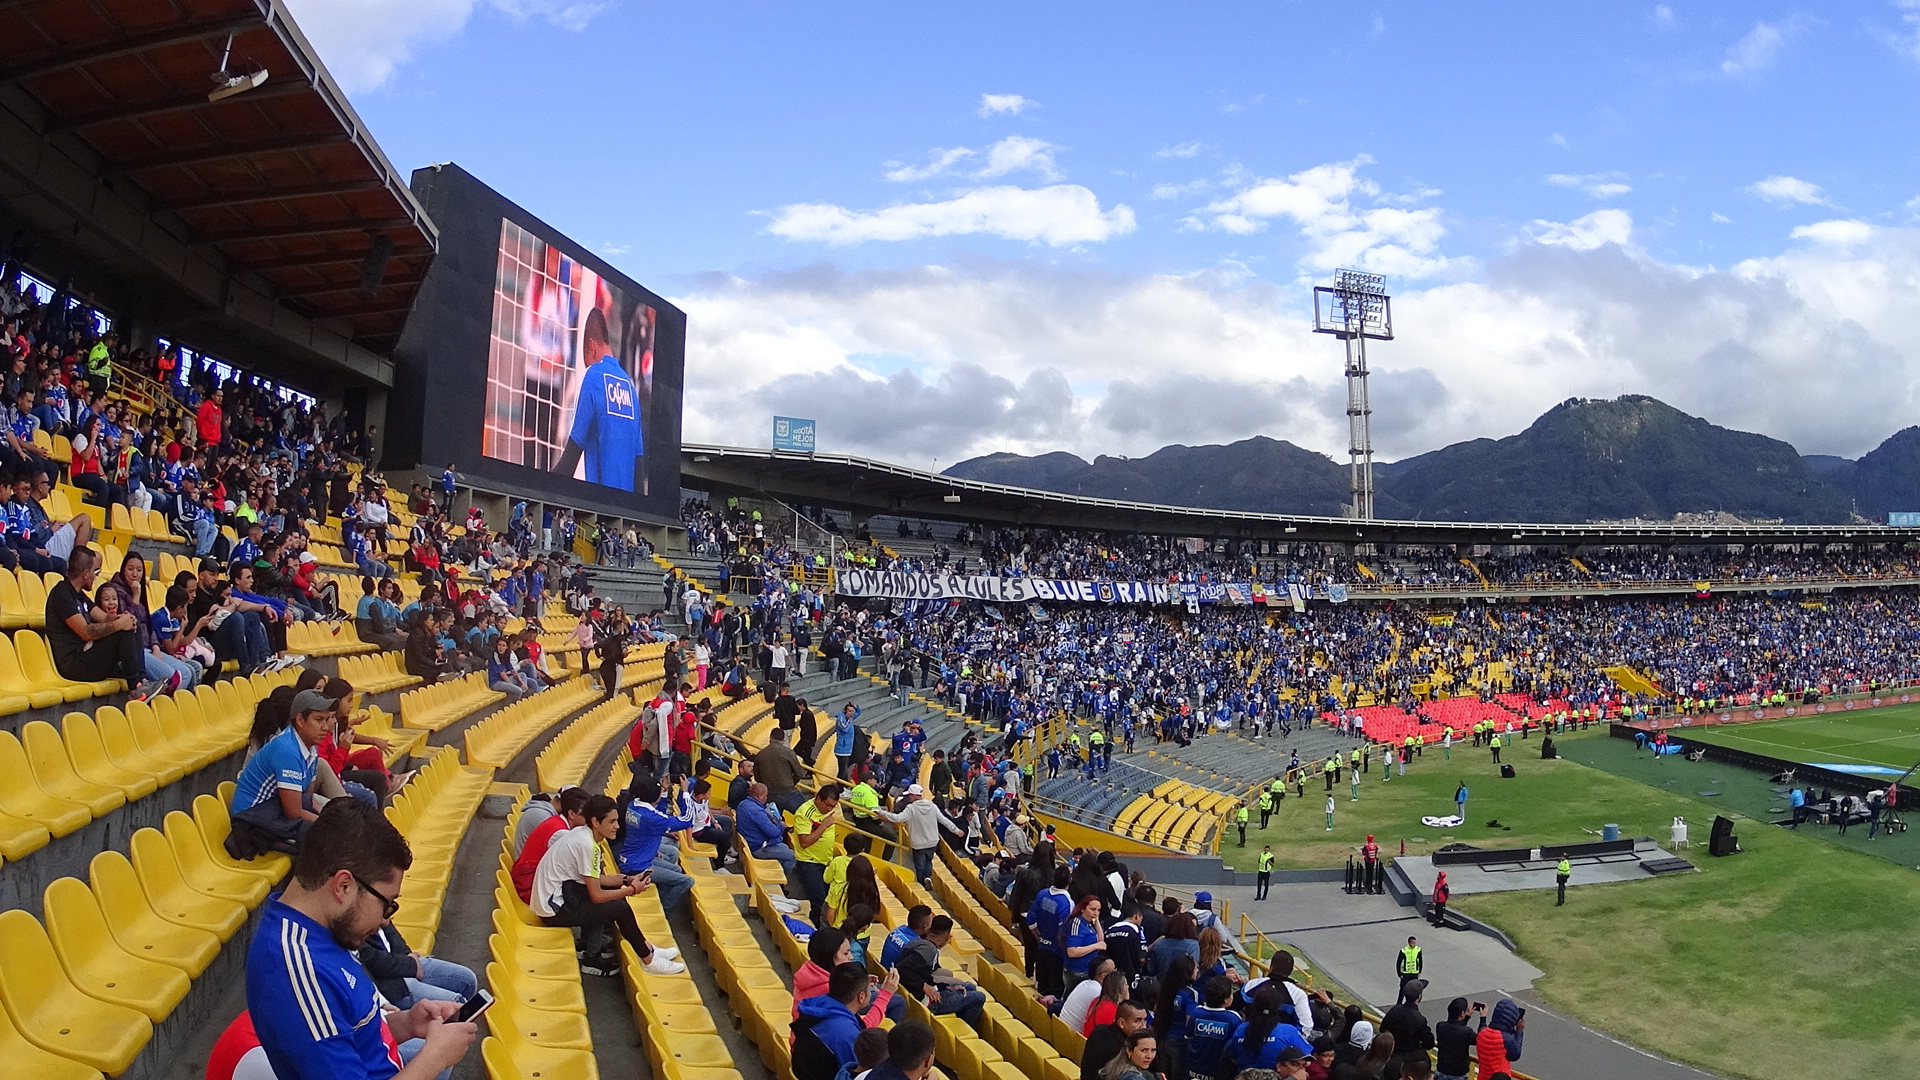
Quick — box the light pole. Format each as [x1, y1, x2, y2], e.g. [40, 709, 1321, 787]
[1313, 269, 1394, 520]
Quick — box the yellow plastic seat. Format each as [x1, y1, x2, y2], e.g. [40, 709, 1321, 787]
[0, 570, 29, 631]
[93, 706, 178, 788]
[120, 702, 189, 786]
[491, 997, 594, 1051]
[0, 974, 105, 1080]
[0, 805, 51, 861]
[482, 1033, 600, 1080]
[0, 730, 93, 836]
[18, 720, 126, 817]
[150, 695, 229, 770]
[17, 630, 119, 699]
[86, 852, 221, 977]
[191, 795, 292, 882]
[487, 961, 585, 1015]
[42, 877, 192, 1021]
[0, 633, 65, 708]
[0, 909, 153, 1074]
[61, 711, 160, 801]
[163, 811, 270, 907]
[127, 827, 248, 939]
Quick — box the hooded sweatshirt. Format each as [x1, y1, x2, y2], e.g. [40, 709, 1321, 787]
[1475, 999, 1525, 1075]
[792, 994, 864, 1080]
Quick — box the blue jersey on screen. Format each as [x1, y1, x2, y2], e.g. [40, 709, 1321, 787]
[568, 353, 643, 491]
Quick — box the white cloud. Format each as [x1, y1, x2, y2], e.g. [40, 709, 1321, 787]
[1157, 142, 1207, 159]
[1711, 212, 1733, 224]
[975, 136, 1061, 180]
[1546, 172, 1632, 200]
[1652, 4, 1677, 30]
[1529, 208, 1634, 250]
[978, 94, 1033, 116]
[281, 0, 603, 92]
[1189, 156, 1456, 277]
[1791, 219, 1875, 245]
[765, 185, 1136, 246]
[677, 226, 1920, 466]
[1720, 19, 1801, 79]
[884, 148, 975, 183]
[1873, 1, 1920, 62]
[1748, 175, 1829, 206]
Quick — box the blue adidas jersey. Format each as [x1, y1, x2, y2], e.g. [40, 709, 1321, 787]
[568, 354, 643, 491]
[247, 896, 402, 1080]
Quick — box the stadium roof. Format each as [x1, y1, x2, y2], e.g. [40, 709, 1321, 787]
[682, 444, 1920, 547]
[0, 0, 432, 384]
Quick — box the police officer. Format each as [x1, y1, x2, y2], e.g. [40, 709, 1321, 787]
[1351, 745, 1364, 776]
[1396, 935, 1423, 987]
[1237, 802, 1251, 846]
[1324, 756, 1338, 791]
[1556, 855, 1572, 906]
[1490, 731, 1504, 765]
[1257, 788, 1274, 830]
[1256, 846, 1275, 900]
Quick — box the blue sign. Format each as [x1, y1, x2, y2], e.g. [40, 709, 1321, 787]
[772, 416, 817, 452]
[1890, 512, 1920, 527]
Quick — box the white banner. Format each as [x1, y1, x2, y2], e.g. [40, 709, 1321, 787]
[835, 569, 1174, 605]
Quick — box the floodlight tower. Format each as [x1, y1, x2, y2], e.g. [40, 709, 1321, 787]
[1313, 269, 1394, 520]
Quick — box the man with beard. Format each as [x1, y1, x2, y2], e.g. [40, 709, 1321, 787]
[245, 797, 478, 1080]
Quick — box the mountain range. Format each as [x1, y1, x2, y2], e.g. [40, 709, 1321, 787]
[944, 395, 1920, 525]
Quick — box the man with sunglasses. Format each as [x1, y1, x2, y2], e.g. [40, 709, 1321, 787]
[248, 796, 477, 1080]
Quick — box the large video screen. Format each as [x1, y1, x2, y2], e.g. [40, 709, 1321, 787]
[483, 219, 658, 494]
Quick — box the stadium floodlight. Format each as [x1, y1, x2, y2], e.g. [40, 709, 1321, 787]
[1313, 269, 1393, 521]
[208, 32, 268, 102]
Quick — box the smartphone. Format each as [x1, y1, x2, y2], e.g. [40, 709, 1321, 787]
[1472, 1002, 1487, 1012]
[454, 989, 494, 1024]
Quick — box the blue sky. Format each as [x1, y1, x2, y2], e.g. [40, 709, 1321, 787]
[288, 1, 1920, 465]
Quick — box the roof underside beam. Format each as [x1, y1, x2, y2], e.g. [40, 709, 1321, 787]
[0, 13, 265, 87]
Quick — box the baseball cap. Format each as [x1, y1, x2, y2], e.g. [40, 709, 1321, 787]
[906, 784, 925, 796]
[289, 689, 338, 716]
[1401, 978, 1428, 1002]
[1194, 890, 1212, 905]
[1276, 1046, 1308, 1064]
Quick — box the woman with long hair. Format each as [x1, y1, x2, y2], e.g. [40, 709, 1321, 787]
[843, 856, 883, 943]
[1196, 925, 1232, 989]
[1098, 1029, 1158, 1080]
[1224, 980, 1316, 1072]
[1062, 894, 1107, 993]
[1337, 1028, 1395, 1080]
[1151, 953, 1196, 1079]
[1083, 969, 1130, 1036]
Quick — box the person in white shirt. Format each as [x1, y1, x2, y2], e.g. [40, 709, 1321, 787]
[770, 639, 790, 685]
[530, 793, 684, 977]
[1058, 956, 1114, 1032]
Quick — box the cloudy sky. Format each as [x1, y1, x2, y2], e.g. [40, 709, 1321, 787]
[286, 1, 1920, 466]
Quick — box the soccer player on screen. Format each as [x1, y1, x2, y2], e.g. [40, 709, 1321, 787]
[555, 307, 643, 491]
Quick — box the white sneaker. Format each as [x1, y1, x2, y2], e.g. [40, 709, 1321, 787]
[651, 946, 680, 962]
[643, 954, 686, 975]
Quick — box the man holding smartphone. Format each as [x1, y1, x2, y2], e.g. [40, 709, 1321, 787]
[531, 794, 685, 977]
[246, 798, 476, 1080]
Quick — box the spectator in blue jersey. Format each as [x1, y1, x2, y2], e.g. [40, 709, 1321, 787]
[833, 702, 861, 780]
[880, 904, 932, 970]
[438, 463, 457, 515]
[228, 688, 335, 853]
[245, 796, 477, 1080]
[1178, 976, 1242, 1080]
[734, 781, 797, 878]
[616, 773, 696, 914]
[1025, 865, 1075, 998]
[1222, 980, 1315, 1072]
[554, 308, 643, 491]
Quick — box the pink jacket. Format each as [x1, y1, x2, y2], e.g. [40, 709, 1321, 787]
[790, 960, 892, 1028]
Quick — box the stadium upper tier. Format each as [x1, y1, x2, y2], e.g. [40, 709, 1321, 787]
[681, 443, 1919, 548]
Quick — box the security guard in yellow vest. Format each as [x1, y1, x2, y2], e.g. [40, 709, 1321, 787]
[1556, 856, 1572, 905]
[1257, 788, 1275, 830]
[1236, 803, 1250, 846]
[1489, 731, 1504, 765]
[1324, 756, 1339, 790]
[1350, 745, 1364, 774]
[1396, 935, 1423, 986]
[1255, 847, 1275, 900]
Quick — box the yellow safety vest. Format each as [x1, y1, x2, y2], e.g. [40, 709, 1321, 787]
[1398, 945, 1422, 974]
[1258, 852, 1275, 872]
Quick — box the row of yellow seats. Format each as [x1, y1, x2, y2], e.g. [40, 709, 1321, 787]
[105, 504, 185, 545]
[464, 675, 601, 772]
[0, 791, 290, 1077]
[527, 689, 646, 791]
[0, 628, 134, 715]
[385, 746, 494, 952]
[340, 650, 426, 695]
[482, 794, 598, 1080]
[399, 670, 502, 732]
[285, 618, 377, 658]
[351, 704, 427, 769]
[694, 878, 797, 1079]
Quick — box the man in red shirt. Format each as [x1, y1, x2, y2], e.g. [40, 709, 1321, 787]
[511, 788, 589, 901]
[196, 387, 224, 446]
